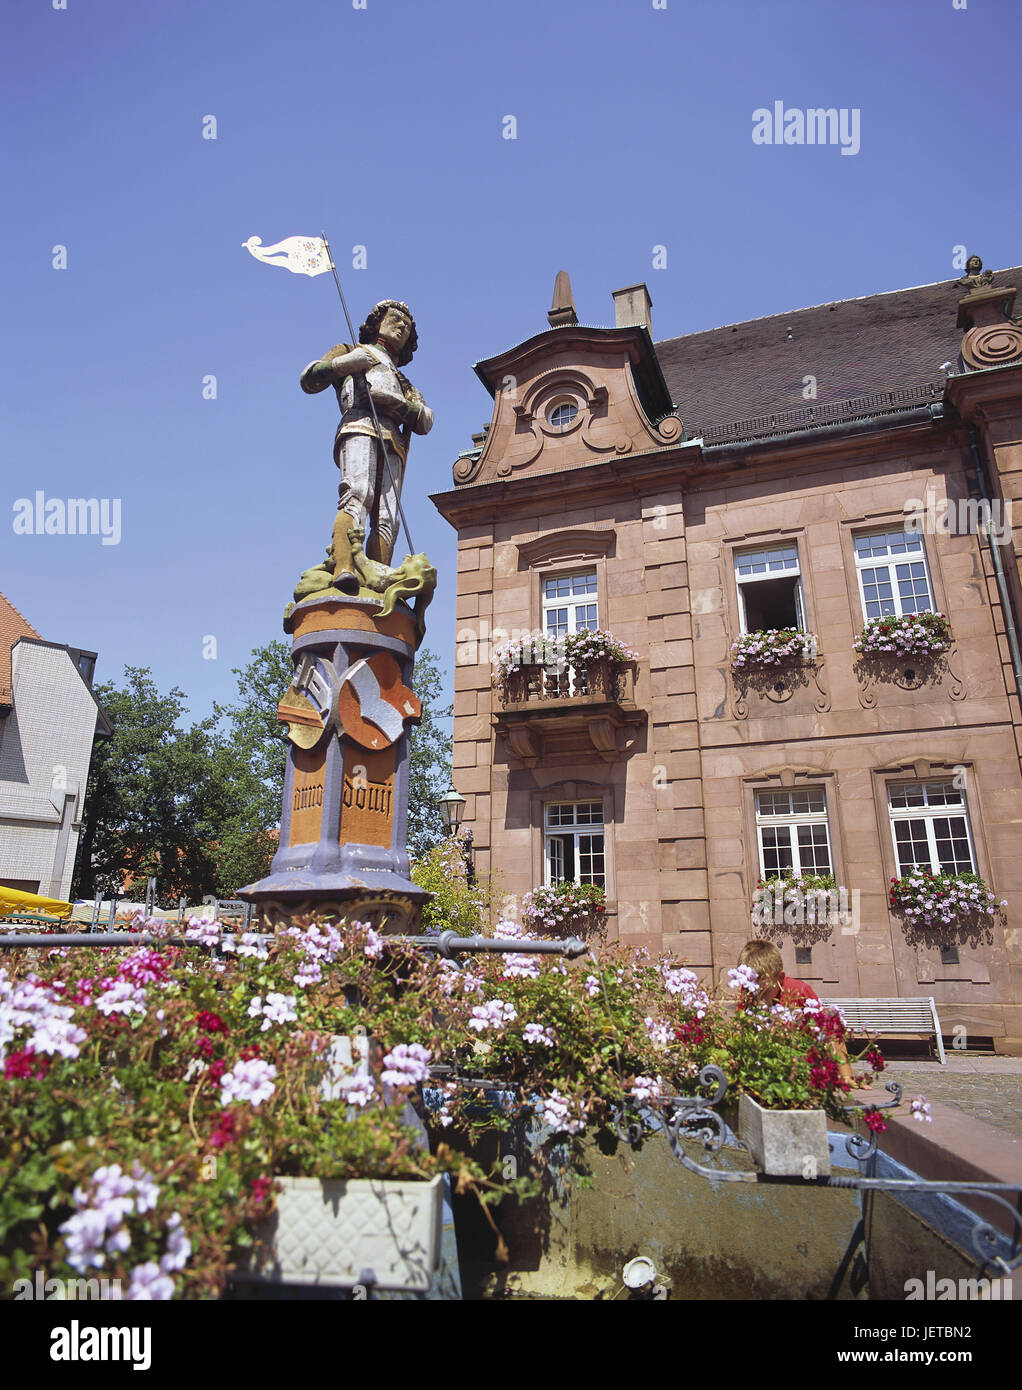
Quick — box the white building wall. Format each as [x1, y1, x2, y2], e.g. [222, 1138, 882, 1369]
[0, 642, 99, 900]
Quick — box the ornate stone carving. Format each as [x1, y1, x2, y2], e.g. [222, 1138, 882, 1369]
[961, 322, 1022, 370]
[955, 255, 994, 292]
[454, 322, 681, 485]
[731, 659, 831, 721]
[655, 414, 684, 443]
[494, 371, 616, 477]
[494, 663, 644, 767]
[855, 648, 965, 709]
[955, 269, 1022, 370]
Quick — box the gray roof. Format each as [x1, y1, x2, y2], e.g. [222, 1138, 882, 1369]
[654, 267, 1021, 444]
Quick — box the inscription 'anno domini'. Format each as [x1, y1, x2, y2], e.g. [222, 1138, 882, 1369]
[292, 782, 324, 812]
[343, 776, 392, 817]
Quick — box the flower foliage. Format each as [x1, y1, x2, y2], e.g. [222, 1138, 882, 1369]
[492, 629, 637, 688]
[854, 610, 952, 658]
[519, 882, 606, 938]
[491, 632, 565, 684]
[730, 629, 816, 671]
[909, 1096, 932, 1123]
[411, 833, 496, 938]
[889, 870, 1005, 928]
[751, 875, 851, 935]
[705, 986, 856, 1119]
[1, 908, 874, 1299]
[561, 629, 639, 667]
[756, 873, 838, 895]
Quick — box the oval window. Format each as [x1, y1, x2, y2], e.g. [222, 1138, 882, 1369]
[548, 400, 579, 429]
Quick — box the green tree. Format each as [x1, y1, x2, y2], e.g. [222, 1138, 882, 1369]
[211, 641, 452, 878]
[72, 668, 223, 901]
[73, 642, 452, 904]
[212, 640, 291, 831]
[411, 833, 502, 935]
[405, 648, 452, 861]
[207, 640, 292, 894]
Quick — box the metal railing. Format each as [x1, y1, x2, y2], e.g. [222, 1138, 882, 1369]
[500, 662, 635, 707]
[0, 927, 587, 957]
[614, 1064, 1022, 1277]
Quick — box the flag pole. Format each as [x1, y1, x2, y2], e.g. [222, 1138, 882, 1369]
[320, 230, 416, 558]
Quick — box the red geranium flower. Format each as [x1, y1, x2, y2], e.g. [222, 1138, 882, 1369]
[251, 1176, 273, 1205]
[196, 1010, 228, 1035]
[4, 1048, 49, 1080]
[209, 1111, 236, 1150]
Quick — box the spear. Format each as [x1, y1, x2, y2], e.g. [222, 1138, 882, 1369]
[320, 229, 416, 557]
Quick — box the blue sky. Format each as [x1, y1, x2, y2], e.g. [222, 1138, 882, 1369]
[3, 0, 1020, 729]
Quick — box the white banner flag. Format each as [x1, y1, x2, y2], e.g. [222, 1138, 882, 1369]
[242, 235, 331, 277]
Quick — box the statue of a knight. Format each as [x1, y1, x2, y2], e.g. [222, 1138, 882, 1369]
[301, 299, 433, 582]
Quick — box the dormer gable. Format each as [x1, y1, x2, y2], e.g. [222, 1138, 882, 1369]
[452, 277, 684, 486]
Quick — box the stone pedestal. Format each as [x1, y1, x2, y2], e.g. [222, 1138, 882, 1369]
[240, 593, 430, 931]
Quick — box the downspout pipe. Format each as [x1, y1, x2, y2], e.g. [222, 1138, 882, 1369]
[967, 424, 1022, 700]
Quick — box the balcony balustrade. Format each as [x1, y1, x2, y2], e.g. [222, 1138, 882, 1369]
[494, 660, 643, 766]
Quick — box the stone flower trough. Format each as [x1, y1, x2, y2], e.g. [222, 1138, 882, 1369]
[737, 1094, 831, 1177]
[242, 1174, 445, 1292]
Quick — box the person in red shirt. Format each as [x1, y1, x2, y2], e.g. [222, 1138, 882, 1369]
[736, 939, 856, 1087]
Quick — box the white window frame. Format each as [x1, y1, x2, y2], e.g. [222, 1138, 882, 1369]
[541, 570, 599, 696]
[541, 569, 599, 640]
[755, 787, 833, 879]
[853, 528, 936, 622]
[543, 801, 606, 888]
[735, 544, 806, 635]
[887, 781, 977, 877]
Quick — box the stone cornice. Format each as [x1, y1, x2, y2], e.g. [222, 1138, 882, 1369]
[945, 361, 1022, 420]
[432, 410, 956, 528]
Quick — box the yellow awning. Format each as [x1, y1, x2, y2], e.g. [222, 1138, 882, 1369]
[0, 887, 73, 918]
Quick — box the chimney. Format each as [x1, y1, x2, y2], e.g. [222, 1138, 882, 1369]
[612, 283, 653, 334]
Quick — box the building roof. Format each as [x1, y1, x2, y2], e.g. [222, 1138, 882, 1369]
[654, 266, 1021, 445]
[0, 593, 42, 702]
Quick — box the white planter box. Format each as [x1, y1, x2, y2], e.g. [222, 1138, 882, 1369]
[244, 1175, 444, 1291]
[738, 1094, 831, 1177]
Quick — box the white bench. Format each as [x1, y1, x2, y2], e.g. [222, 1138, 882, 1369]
[821, 997, 946, 1065]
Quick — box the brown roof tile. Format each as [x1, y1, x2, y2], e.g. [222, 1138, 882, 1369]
[654, 267, 1021, 443]
[0, 592, 42, 702]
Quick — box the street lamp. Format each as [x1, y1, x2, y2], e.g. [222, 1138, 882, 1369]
[436, 784, 474, 886]
[437, 785, 466, 836]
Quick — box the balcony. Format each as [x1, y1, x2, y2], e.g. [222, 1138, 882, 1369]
[493, 660, 644, 767]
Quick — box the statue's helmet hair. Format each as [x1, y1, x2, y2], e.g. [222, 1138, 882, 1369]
[965, 255, 983, 272]
[359, 299, 418, 367]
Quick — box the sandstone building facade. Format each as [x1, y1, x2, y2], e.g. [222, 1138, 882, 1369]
[431, 265, 1022, 1051]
